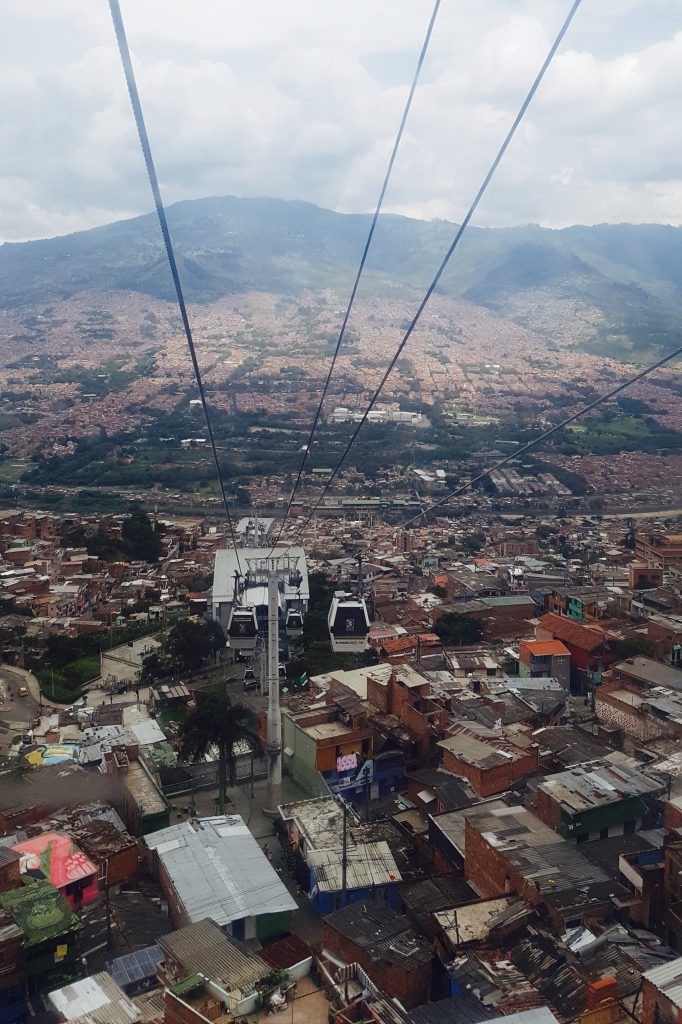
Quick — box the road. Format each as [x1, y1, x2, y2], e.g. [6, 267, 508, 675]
[0, 666, 42, 749]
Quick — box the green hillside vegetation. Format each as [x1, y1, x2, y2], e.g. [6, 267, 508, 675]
[2, 196, 682, 359]
[561, 412, 682, 455]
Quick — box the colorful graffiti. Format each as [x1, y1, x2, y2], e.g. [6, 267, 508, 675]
[24, 744, 79, 767]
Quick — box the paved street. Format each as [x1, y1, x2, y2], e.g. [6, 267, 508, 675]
[0, 665, 42, 752]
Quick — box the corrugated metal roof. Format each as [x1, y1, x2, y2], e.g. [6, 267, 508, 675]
[308, 841, 401, 892]
[491, 1011, 560, 1024]
[48, 972, 142, 1024]
[643, 958, 682, 1008]
[144, 815, 296, 927]
[159, 918, 268, 994]
[324, 897, 431, 968]
[410, 994, 495, 1024]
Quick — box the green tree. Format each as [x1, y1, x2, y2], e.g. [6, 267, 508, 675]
[179, 688, 263, 813]
[122, 506, 163, 562]
[461, 532, 486, 555]
[434, 612, 484, 645]
[165, 619, 226, 677]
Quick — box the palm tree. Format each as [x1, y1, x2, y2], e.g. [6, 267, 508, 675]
[179, 687, 263, 814]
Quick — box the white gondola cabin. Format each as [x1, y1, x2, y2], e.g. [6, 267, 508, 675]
[328, 591, 370, 653]
[227, 605, 258, 653]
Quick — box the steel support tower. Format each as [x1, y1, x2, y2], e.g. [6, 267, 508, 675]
[245, 553, 301, 786]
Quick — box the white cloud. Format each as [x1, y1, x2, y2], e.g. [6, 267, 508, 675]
[1, 0, 682, 241]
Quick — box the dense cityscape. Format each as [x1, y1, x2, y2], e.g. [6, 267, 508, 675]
[2, 494, 682, 1023]
[4, 1, 682, 1022]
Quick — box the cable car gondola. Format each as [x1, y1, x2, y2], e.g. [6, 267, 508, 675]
[286, 608, 304, 638]
[328, 591, 370, 654]
[227, 605, 258, 653]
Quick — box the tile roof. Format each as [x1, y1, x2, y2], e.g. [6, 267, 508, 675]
[0, 847, 21, 868]
[538, 614, 606, 653]
[521, 640, 570, 658]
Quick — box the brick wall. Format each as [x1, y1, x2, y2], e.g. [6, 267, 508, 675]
[464, 819, 513, 898]
[665, 802, 682, 832]
[0, 856, 20, 893]
[367, 674, 388, 713]
[0, 804, 49, 833]
[157, 859, 190, 930]
[641, 976, 682, 1024]
[648, 619, 682, 661]
[165, 990, 214, 1023]
[596, 688, 667, 742]
[440, 744, 537, 798]
[464, 820, 569, 928]
[536, 788, 562, 832]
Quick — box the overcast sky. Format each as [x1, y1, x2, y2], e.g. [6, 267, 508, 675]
[2, 0, 682, 243]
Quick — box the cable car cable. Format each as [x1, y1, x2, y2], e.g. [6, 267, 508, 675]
[108, 0, 242, 571]
[268, 0, 443, 555]
[281, 0, 583, 553]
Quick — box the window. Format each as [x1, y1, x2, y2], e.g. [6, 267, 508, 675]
[600, 827, 609, 840]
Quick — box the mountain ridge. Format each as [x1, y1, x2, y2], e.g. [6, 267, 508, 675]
[2, 194, 682, 358]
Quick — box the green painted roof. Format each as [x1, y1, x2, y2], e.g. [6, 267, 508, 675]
[171, 973, 204, 996]
[0, 880, 81, 947]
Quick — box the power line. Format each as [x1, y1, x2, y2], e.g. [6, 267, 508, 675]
[268, 0, 442, 555]
[282, 0, 583, 552]
[108, 0, 242, 572]
[401, 343, 682, 528]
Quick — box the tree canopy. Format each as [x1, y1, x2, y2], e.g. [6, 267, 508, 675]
[434, 611, 484, 646]
[141, 618, 226, 682]
[121, 506, 163, 562]
[179, 687, 263, 812]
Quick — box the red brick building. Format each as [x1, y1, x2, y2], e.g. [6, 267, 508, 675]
[459, 802, 628, 933]
[71, 819, 139, 888]
[519, 638, 571, 690]
[636, 533, 682, 570]
[0, 849, 21, 893]
[437, 723, 539, 797]
[536, 613, 615, 692]
[322, 898, 432, 1010]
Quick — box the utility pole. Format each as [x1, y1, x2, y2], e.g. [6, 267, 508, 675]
[341, 798, 348, 905]
[266, 569, 282, 785]
[105, 879, 112, 951]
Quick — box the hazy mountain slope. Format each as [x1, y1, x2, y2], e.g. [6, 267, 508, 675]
[1, 195, 682, 357]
